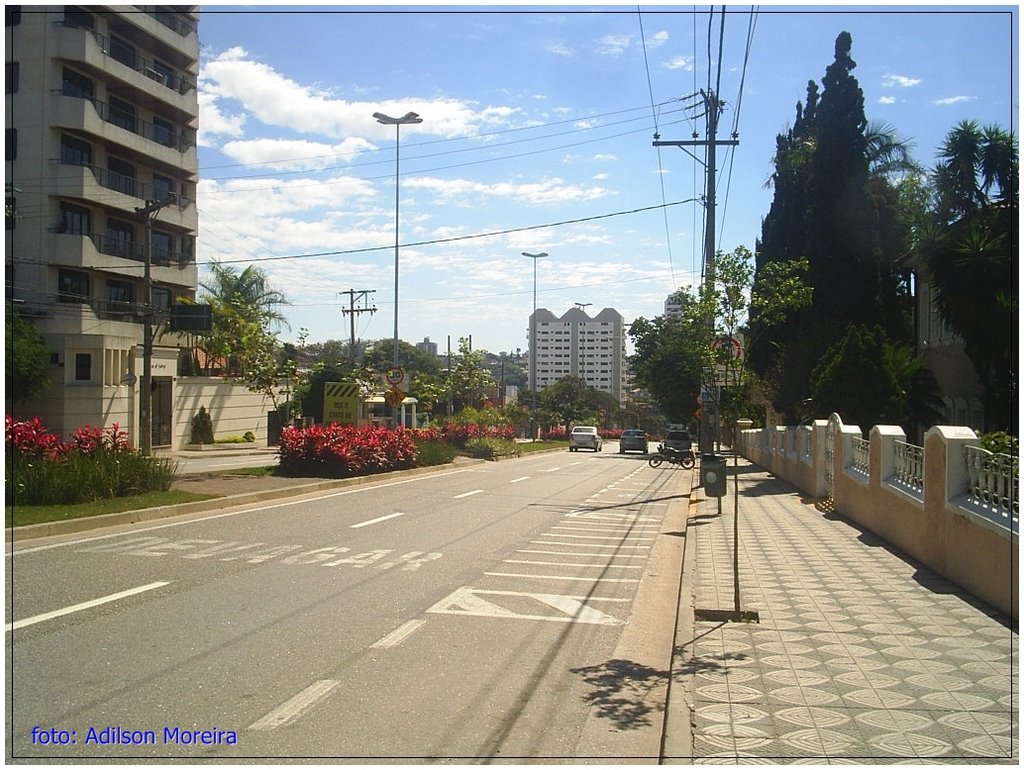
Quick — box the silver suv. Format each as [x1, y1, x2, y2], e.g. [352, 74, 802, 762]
[569, 426, 603, 452]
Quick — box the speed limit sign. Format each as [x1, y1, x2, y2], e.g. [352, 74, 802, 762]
[385, 367, 406, 388]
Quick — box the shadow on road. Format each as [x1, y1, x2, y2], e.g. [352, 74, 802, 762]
[569, 658, 667, 730]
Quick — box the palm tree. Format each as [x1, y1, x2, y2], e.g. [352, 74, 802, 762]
[864, 120, 924, 181]
[200, 261, 290, 330]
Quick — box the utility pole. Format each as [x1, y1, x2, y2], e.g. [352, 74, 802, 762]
[654, 89, 738, 455]
[339, 289, 376, 365]
[134, 194, 177, 456]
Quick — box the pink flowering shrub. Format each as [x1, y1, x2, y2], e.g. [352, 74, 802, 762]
[435, 421, 515, 447]
[6, 416, 173, 506]
[278, 423, 419, 477]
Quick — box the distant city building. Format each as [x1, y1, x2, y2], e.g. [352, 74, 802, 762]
[5, 6, 200, 443]
[415, 337, 438, 356]
[664, 292, 682, 318]
[527, 307, 627, 401]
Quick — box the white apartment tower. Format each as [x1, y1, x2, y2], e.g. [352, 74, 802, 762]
[5, 5, 199, 444]
[527, 307, 627, 401]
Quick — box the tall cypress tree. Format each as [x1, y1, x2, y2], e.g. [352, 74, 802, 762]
[749, 32, 914, 420]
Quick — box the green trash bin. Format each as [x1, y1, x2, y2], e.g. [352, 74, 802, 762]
[701, 453, 728, 497]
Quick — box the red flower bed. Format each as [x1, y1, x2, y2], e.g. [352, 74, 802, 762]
[278, 423, 419, 477]
[411, 421, 514, 447]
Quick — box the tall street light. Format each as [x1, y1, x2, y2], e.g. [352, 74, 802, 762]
[522, 251, 548, 440]
[373, 110, 422, 368]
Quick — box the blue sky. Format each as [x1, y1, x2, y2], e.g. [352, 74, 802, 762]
[195, 4, 1018, 356]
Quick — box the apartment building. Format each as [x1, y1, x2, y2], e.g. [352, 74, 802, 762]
[527, 307, 627, 402]
[6, 5, 199, 445]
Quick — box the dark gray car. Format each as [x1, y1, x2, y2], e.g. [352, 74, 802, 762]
[664, 429, 692, 451]
[619, 429, 648, 454]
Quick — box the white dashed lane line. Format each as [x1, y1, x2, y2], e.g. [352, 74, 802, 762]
[350, 512, 405, 529]
[7, 581, 170, 632]
[248, 680, 340, 731]
[453, 489, 484, 499]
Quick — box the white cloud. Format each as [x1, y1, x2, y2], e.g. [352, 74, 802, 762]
[593, 173, 609, 181]
[403, 176, 611, 205]
[545, 41, 573, 57]
[218, 137, 377, 171]
[199, 47, 517, 144]
[647, 30, 669, 48]
[882, 74, 921, 88]
[593, 153, 617, 162]
[598, 34, 632, 56]
[933, 95, 975, 106]
[663, 56, 694, 71]
[879, 96, 896, 105]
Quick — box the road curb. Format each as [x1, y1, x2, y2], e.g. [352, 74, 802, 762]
[574, 464, 695, 762]
[6, 448, 570, 545]
[6, 461, 487, 545]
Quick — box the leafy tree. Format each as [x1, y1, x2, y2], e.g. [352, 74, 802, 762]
[363, 339, 442, 378]
[442, 337, 494, 412]
[5, 304, 49, 407]
[917, 121, 1018, 431]
[750, 32, 915, 420]
[200, 261, 289, 330]
[538, 376, 602, 435]
[810, 325, 904, 431]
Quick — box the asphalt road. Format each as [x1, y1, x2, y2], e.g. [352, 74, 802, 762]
[6, 444, 689, 762]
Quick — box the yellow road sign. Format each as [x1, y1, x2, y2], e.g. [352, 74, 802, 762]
[324, 382, 360, 425]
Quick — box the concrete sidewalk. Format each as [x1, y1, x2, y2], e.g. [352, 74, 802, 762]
[664, 456, 1018, 764]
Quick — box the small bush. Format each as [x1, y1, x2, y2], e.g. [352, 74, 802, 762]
[243, 431, 256, 443]
[190, 406, 214, 445]
[416, 439, 458, 466]
[978, 431, 1019, 458]
[6, 416, 176, 505]
[278, 423, 418, 478]
[463, 437, 520, 459]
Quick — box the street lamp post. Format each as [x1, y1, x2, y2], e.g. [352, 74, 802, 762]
[134, 194, 177, 456]
[522, 251, 548, 440]
[372, 110, 422, 369]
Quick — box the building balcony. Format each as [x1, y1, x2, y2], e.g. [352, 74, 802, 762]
[53, 92, 198, 170]
[49, 231, 197, 290]
[54, 161, 197, 231]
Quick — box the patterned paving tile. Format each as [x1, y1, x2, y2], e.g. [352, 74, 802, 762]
[677, 460, 1019, 765]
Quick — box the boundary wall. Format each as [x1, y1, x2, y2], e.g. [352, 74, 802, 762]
[736, 415, 1017, 619]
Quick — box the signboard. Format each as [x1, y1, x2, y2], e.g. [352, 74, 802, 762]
[385, 385, 406, 408]
[711, 335, 743, 361]
[324, 382, 361, 425]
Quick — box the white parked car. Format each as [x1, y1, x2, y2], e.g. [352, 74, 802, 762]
[569, 426, 603, 452]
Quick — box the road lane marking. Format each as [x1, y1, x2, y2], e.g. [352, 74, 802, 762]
[538, 533, 656, 541]
[7, 581, 170, 632]
[427, 586, 627, 625]
[517, 549, 648, 558]
[454, 490, 483, 499]
[248, 679, 339, 731]
[504, 559, 643, 569]
[350, 512, 405, 529]
[485, 572, 640, 583]
[544, 467, 562, 473]
[530, 541, 651, 549]
[509, 476, 530, 483]
[370, 619, 426, 649]
[552, 525, 660, 532]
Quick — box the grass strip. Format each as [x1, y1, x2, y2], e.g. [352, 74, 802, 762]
[6, 490, 218, 528]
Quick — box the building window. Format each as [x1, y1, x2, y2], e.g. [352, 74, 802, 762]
[61, 68, 93, 101]
[153, 116, 174, 147]
[107, 157, 137, 196]
[6, 61, 18, 93]
[105, 279, 134, 314]
[60, 134, 92, 166]
[152, 287, 172, 312]
[151, 230, 173, 265]
[59, 202, 90, 235]
[6, 196, 15, 230]
[6, 7, 21, 25]
[109, 36, 137, 69]
[5, 128, 15, 160]
[74, 353, 92, 381]
[108, 96, 136, 133]
[152, 174, 174, 203]
[64, 7, 94, 29]
[58, 269, 90, 303]
[105, 219, 135, 258]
